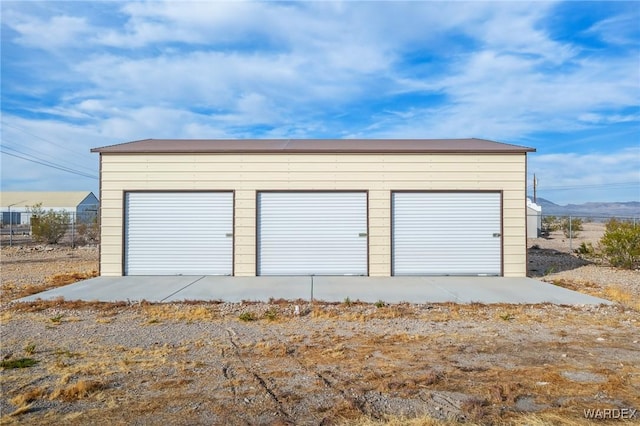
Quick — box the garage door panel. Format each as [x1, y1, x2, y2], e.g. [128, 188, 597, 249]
[125, 192, 233, 275]
[257, 192, 367, 275]
[393, 192, 501, 276]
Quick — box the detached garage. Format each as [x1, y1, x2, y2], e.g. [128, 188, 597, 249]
[91, 139, 535, 277]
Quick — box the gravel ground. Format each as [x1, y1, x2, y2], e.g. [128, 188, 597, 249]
[1, 232, 639, 425]
[0, 245, 98, 305]
[2, 301, 638, 425]
[527, 223, 640, 303]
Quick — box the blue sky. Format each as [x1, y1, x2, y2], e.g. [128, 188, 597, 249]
[1, 1, 639, 204]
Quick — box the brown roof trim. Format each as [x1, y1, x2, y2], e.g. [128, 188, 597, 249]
[91, 138, 536, 154]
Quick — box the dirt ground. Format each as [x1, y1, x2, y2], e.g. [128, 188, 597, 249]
[1, 228, 639, 425]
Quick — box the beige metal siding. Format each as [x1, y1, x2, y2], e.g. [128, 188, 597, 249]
[369, 190, 391, 276]
[98, 153, 527, 277]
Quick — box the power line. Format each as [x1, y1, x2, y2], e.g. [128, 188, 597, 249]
[2, 141, 98, 175]
[1, 121, 98, 174]
[527, 181, 639, 191]
[1, 142, 97, 176]
[1, 144, 96, 178]
[0, 150, 98, 180]
[2, 121, 89, 158]
[1, 149, 98, 180]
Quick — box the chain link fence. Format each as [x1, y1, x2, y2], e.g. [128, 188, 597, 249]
[528, 212, 639, 252]
[1, 208, 99, 248]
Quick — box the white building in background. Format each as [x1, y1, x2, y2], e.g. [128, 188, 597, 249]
[1, 191, 99, 225]
[527, 198, 542, 238]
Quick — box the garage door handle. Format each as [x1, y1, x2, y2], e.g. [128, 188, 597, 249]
[359, 233, 368, 237]
[225, 233, 233, 237]
[493, 233, 501, 237]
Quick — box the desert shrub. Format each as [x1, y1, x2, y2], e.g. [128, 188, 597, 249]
[599, 219, 640, 269]
[238, 312, 256, 322]
[263, 308, 278, 321]
[541, 215, 560, 233]
[0, 358, 37, 369]
[27, 203, 70, 244]
[575, 242, 595, 256]
[561, 216, 583, 238]
[76, 217, 99, 244]
[24, 343, 36, 355]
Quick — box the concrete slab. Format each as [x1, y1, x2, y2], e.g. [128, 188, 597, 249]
[422, 277, 609, 305]
[163, 276, 312, 303]
[311, 276, 611, 305]
[311, 276, 453, 303]
[18, 276, 204, 303]
[16, 275, 612, 305]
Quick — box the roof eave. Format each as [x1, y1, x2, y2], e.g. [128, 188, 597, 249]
[92, 148, 536, 154]
[90, 138, 536, 154]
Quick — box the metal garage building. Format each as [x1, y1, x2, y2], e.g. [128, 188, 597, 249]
[91, 139, 535, 277]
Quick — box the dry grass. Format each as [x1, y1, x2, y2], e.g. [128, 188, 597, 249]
[0, 270, 98, 303]
[286, 308, 638, 423]
[46, 271, 98, 286]
[550, 278, 639, 311]
[507, 412, 605, 425]
[9, 387, 46, 407]
[345, 412, 609, 426]
[253, 340, 290, 357]
[310, 304, 423, 321]
[603, 285, 640, 310]
[342, 416, 454, 425]
[149, 379, 193, 390]
[49, 379, 107, 401]
[2, 301, 638, 424]
[5, 380, 107, 419]
[7, 404, 35, 418]
[3, 329, 637, 425]
[6, 299, 128, 313]
[140, 303, 218, 322]
[549, 278, 599, 293]
[0, 310, 13, 324]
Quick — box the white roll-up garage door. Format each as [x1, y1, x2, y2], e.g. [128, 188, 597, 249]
[257, 192, 368, 275]
[125, 192, 233, 275]
[392, 192, 501, 276]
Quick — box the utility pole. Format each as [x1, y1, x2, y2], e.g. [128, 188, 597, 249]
[533, 174, 538, 204]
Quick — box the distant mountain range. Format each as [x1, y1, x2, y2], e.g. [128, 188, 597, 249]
[532, 197, 640, 219]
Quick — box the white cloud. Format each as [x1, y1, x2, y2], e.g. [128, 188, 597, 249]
[578, 113, 639, 125]
[529, 147, 640, 203]
[586, 12, 640, 46]
[7, 12, 92, 50]
[470, 3, 574, 64]
[10, 1, 630, 125]
[95, 107, 216, 140]
[1, 1, 638, 203]
[367, 46, 639, 140]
